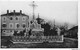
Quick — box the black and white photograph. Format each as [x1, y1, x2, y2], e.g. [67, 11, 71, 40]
[0, 0, 78, 48]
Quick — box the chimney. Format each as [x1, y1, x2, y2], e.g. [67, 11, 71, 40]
[7, 10, 9, 14]
[13, 10, 15, 13]
[20, 10, 22, 14]
[38, 13, 39, 18]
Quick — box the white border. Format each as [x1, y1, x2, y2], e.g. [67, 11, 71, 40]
[0, 0, 78, 1]
[0, 0, 79, 50]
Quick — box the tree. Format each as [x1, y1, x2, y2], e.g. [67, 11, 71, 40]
[59, 26, 65, 35]
[36, 17, 44, 24]
[41, 22, 51, 36]
[64, 23, 68, 30]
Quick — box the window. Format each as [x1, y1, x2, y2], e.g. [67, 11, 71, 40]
[9, 23, 13, 28]
[4, 17, 6, 20]
[22, 23, 26, 28]
[17, 24, 20, 28]
[22, 17, 26, 21]
[2, 17, 6, 21]
[10, 30, 12, 32]
[10, 17, 13, 20]
[3, 30, 6, 33]
[15, 23, 20, 28]
[16, 17, 19, 20]
[2, 23, 7, 28]
[2, 30, 7, 33]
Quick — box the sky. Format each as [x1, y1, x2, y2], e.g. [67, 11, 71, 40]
[0, 1, 78, 26]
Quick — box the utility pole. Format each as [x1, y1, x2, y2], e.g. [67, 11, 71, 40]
[54, 19, 55, 28]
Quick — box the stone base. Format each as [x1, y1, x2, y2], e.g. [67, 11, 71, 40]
[12, 35, 64, 43]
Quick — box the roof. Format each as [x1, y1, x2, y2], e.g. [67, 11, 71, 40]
[67, 26, 78, 32]
[1, 12, 29, 17]
[69, 26, 78, 31]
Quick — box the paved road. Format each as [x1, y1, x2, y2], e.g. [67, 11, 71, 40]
[64, 37, 78, 41]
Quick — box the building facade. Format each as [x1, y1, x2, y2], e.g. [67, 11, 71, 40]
[1, 10, 29, 36]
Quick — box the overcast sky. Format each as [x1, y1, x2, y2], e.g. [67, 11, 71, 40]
[0, 1, 78, 26]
